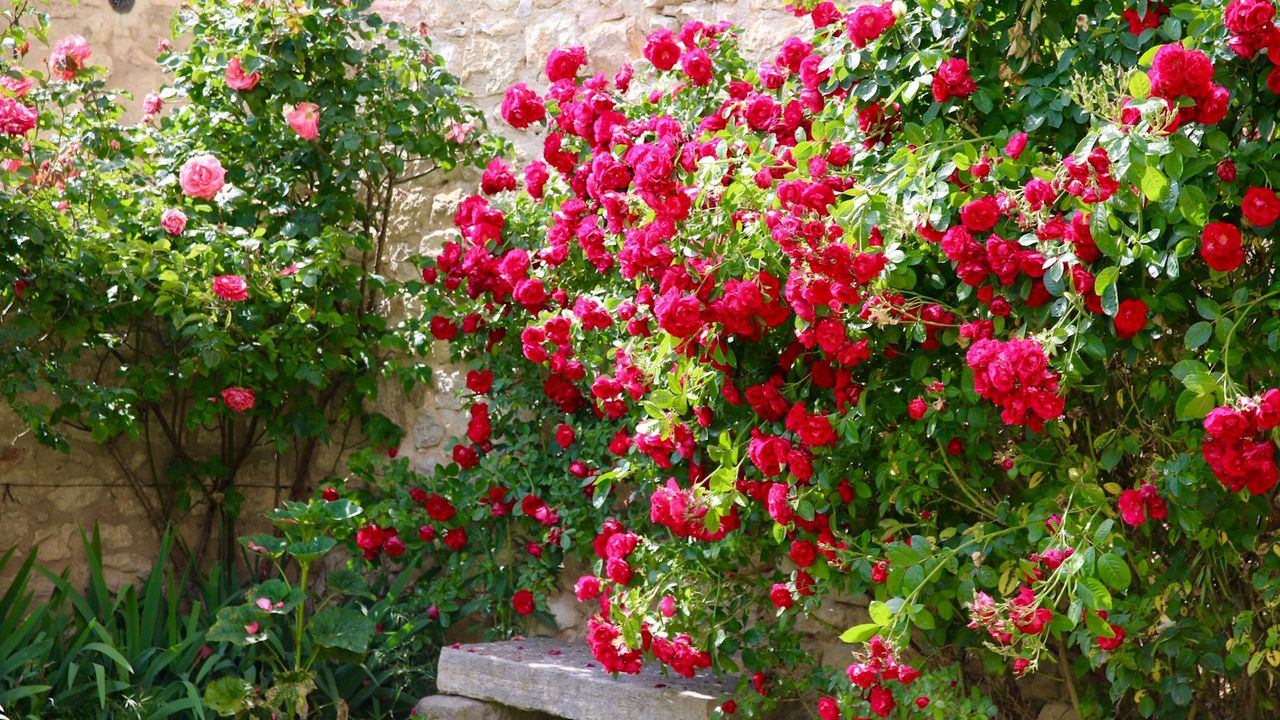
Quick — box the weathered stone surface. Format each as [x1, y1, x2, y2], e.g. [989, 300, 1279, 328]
[437, 638, 736, 720]
[413, 694, 551, 720]
[1037, 702, 1081, 720]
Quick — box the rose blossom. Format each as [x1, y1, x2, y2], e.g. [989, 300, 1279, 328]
[512, 589, 535, 616]
[224, 57, 260, 91]
[179, 154, 227, 200]
[0, 97, 37, 136]
[545, 46, 587, 82]
[220, 386, 255, 413]
[160, 208, 187, 236]
[1242, 186, 1280, 228]
[50, 35, 91, 81]
[1112, 298, 1148, 339]
[1200, 222, 1245, 272]
[286, 102, 320, 141]
[0, 74, 33, 97]
[212, 274, 249, 302]
[643, 29, 681, 71]
[500, 83, 546, 129]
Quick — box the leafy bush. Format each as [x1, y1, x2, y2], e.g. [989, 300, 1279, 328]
[327, 1, 1280, 719]
[0, 0, 498, 560]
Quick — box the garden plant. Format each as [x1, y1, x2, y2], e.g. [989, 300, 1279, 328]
[6, 0, 1280, 719]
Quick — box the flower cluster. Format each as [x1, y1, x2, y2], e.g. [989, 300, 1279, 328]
[965, 338, 1064, 431]
[1202, 392, 1280, 495]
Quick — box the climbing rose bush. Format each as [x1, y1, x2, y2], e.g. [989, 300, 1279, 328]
[329, 0, 1280, 718]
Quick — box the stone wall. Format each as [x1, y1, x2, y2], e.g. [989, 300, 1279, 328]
[2, 0, 802, 592]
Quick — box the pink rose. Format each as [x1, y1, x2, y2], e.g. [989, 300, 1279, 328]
[50, 35, 91, 81]
[0, 97, 37, 136]
[211, 274, 248, 302]
[180, 154, 226, 200]
[225, 57, 260, 91]
[287, 102, 320, 141]
[643, 29, 681, 71]
[0, 74, 34, 97]
[545, 46, 587, 83]
[160, 208, 187, 236]
[220, 386, 256, 413]
[142, 92, 163, 117]
[500, 83, 546, 129]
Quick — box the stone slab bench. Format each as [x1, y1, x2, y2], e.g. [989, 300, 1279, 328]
[429, 637, 738, 720]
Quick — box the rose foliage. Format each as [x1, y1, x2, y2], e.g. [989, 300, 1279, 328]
[341, 1, 1280, 719]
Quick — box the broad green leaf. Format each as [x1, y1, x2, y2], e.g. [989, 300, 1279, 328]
[839, 623, 881, 644]
[1097, 553, 1132, 592]
[308, 606, 375, 654]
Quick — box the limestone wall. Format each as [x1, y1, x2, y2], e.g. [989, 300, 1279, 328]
[2, 0, 802, 590]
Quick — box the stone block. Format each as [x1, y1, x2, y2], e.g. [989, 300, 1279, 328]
[437, 637, 737, 720]
[413, 694, 549, 720]
[1037, 703, 1081, 720]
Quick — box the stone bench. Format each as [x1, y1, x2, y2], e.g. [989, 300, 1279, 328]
[414, 637, 739, 720]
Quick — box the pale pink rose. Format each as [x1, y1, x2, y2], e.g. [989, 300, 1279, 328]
[0, 74, 34, 98]
[160, 208, 187, 236]
[225, 57, 260, 91]
[286, 102, 320, 140]
[142, 92, 163, 117]
[211, 274, 248, 302]
[179, 154, 226, 200]
[50, 35, 91, 81]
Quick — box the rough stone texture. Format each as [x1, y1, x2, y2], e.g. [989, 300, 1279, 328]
[413, 694, 554, 720]
[437, 638, 736, 720]
[1036, 703, 1081, 720]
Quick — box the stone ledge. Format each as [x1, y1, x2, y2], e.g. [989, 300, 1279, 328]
[436, 637, 737, 720]
[413, 694, 553, 720]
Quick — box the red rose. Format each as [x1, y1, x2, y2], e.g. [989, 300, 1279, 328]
[789, 540, 817, 568]
[1113, 298, 1148, 339]
[443, 527, 467, 551]
[846, 3, 895, 48]
[545, 46, 587, 82]
[452, 443, 479, 469]
[1200, 222, 1245, 271]
[653, 289, 703, 338]
[643, 29, 681, 71]
[211, 274, 248, 302]
[868, 684, 896, 718]
[907, 397, 927, 420]
[743, 93, 780, 131]
[500, 83, 546, 129]
[1149, 44, 1215, 102]
[960, 195, 1000, 231]
[383, 535, 406, 558]
[220, 387, 255, 413]
[1118, 488, 1146, 526]
[768, 582, 793, 609]
[680, 48, 713, 86]
[1242, 186, 1280, 227]
[1217, 159, 1237, 183]
[512, 589, 535, 616]
[1097, 623, 1126, 650]
[931, 57, 976, 102]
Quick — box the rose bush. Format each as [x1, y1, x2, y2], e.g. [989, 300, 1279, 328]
[330, 0, 1280, 718]
[1, 0, 499, 563]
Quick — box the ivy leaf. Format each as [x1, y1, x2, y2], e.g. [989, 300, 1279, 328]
[1097, 553, 1132, 592]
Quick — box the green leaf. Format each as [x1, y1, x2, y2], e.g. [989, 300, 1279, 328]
[1097, 553, 1132, 592]
[885, 542, 922, 567]
[839, 623, 881, 644]
[868, 600, 894, 626]
[207, 606, 267, 647]
[286, 536, 337, 562]
[1128, 71, 1151, 100]
[1085, 609, 1116, 638]
[1079, 577, 1113, 610]
[203, 677, 254, 717]
[1184, 321, 1213, 349]
[1178, 185, 1208, 226]
[308, 606, 375, 654]
[1140, 165, 1169, 201]
[1094, 266, 1120, 297]
[1175, 389, 1216, 421]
